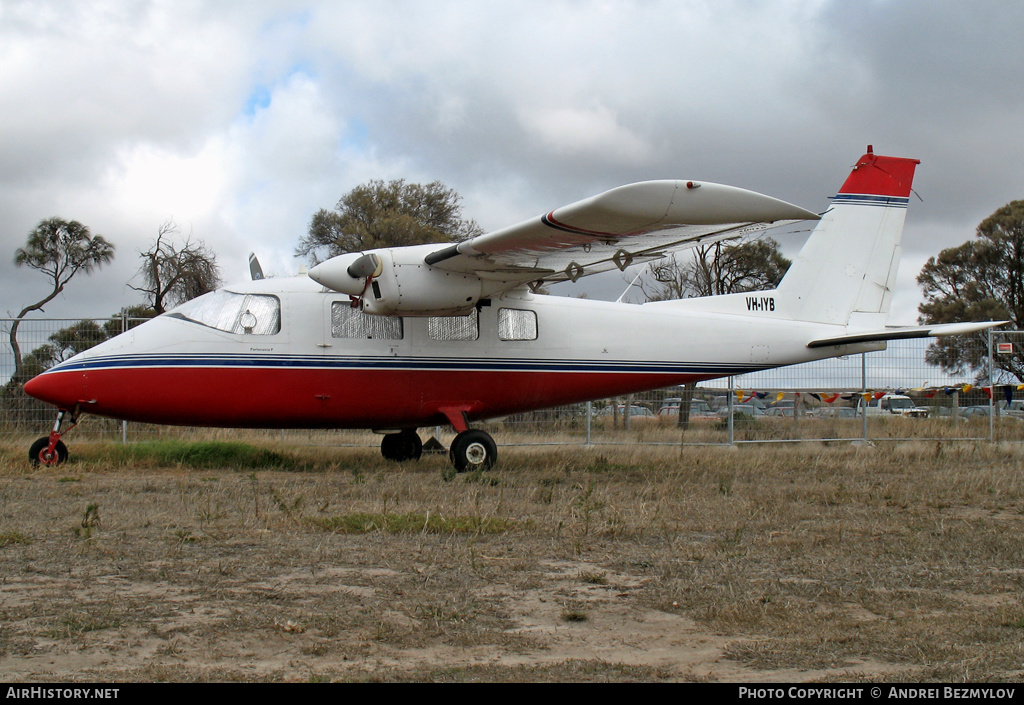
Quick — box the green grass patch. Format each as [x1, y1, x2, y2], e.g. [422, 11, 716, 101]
[49, 609, 122, 638]
[561, 609, 589, 622]
[99, 440, 306, 470]
[308, 511, 515, 535]
[0, 530, 31, 547]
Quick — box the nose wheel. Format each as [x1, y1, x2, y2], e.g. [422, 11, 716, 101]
[28, 408, 77, 466]
[29, 437, 68, 466]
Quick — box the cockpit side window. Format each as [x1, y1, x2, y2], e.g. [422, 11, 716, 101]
[171, 291, 281, 335]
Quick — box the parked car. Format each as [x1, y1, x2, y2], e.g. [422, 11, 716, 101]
[657, 399, 715, 419]
[998, 400, 1024, 420]
[718, 404, 764, 420]
[814, 406, 858, 419]
[597, 404, 657, 422]
[958, 404, 1024, 420]
[763, 406, 795, 418]
[711, 396, 768, 413]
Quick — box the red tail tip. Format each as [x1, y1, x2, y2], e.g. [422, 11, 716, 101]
[839, 149, 919, 198]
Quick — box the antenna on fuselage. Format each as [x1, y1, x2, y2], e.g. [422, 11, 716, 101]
[615, 266, 647, 304]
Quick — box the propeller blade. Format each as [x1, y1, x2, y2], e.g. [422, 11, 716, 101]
[249, 253, 265, 280]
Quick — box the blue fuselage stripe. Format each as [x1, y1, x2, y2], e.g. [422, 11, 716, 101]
[46, 353, 761, 376]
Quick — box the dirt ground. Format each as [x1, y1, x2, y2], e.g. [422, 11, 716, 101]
[1, 440, 1023, 682]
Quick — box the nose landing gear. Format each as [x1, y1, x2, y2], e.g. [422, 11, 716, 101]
[28, 409, 77, 466]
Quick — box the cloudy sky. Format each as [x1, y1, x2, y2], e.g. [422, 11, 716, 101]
[2, 0, 1023, 326]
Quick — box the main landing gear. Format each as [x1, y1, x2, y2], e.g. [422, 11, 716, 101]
[449, 429, 497, 472]
[379, 427, 497, 473]
[380, 429, 423, 462]
[28, 409, 77, 466]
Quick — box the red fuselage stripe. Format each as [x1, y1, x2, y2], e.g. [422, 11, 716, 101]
[31, 366, 710, 428]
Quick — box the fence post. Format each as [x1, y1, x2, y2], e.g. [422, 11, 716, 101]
[989, 328, 995, 444]
[121, 312, 128, 444]
[585, 401, 592, 446]
[861, 352, 868, 443]
[727, 375, 735, 445]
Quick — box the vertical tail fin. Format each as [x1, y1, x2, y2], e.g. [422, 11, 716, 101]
[775, 146, 920, 326]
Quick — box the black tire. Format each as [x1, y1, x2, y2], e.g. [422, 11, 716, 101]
[449, 429, 497, 472]
[29, 437, 68, 466]
[380, 430, 423, 462]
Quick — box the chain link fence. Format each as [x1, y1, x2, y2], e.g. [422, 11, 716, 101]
[985, 329, 1024, 443]
[483, 338, 998, 447]
[4, 317, 1022, 447]
[1, 317, 139, 442]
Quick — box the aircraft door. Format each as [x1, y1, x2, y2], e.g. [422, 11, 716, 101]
[314, 299, 413, 426]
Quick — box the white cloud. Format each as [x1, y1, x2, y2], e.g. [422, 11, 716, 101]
[105, 141, 229, 220]
[517, 104, 653, 165]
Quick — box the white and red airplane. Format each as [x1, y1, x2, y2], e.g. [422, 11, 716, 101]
[23, 147, 999, 471]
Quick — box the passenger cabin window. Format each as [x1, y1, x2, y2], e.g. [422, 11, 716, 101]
[172, 291, 280, 335]
[498, 308, 537, 341]
[428, 312, 478, 341]
[332, 303, 403, 339]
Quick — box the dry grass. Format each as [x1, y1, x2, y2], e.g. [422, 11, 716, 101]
[1, 435, 1023, 682]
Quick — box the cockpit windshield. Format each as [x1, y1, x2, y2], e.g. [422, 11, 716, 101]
[170, 290, 281, 335]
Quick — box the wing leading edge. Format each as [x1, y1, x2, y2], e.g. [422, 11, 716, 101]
[425, 180, 819, 284]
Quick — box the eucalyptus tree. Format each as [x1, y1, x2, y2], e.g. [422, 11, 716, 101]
[9, 218, 114, 384]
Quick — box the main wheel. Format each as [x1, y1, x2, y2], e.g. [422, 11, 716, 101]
[449, 429, 497, 472]
[29, 437, 68, 466]
[380, 430, 423, 462]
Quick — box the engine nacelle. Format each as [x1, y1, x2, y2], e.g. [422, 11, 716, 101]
[308, 244, 485, 316]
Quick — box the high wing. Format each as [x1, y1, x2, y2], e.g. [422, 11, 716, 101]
[308, 178, 821, 316]
[423, 180, 820, 284]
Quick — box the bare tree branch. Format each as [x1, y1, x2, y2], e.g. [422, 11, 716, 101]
[130, 220, 221, 314]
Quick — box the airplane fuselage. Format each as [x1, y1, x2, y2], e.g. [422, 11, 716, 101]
[23, 276, 872, 431]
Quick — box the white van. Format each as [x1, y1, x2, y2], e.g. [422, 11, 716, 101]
[857, 394, 929, 418]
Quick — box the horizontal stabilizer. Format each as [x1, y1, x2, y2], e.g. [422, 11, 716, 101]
[807, 321, 1007, 349]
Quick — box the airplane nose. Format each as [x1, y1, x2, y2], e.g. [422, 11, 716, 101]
[23, 371, 87, 409]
